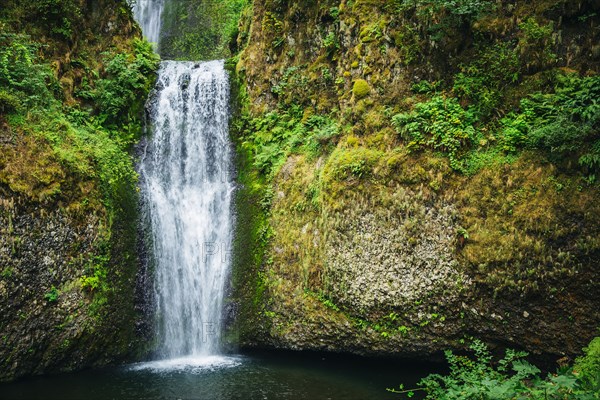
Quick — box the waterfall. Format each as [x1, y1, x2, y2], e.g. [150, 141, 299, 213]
[132, 0, 165, 45]
[139, 62, 233, 360]
[133, 0, 235, 361]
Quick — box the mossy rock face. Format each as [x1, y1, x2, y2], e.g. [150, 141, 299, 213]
[0, 0, 154, 382]
[352, 79, 371, 99]
[231, 0, 600, 362]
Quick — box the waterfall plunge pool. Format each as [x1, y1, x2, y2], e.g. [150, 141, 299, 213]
[0, 351, 440, 399]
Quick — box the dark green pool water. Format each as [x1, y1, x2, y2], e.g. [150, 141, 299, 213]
[1, 351, 436, 400]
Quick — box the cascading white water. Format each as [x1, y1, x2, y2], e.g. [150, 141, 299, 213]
[132, 0, 165, 45]
[132, 0, 235, 362]
[139, 60, 234, 359]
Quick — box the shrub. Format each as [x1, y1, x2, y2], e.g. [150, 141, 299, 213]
[527, 75, 600, 170]
[0, 31, 58, 109]
[27, 0, 81, 39]
[323, 31, 339, 55]
[453, 42, 520, 119]
[94, 39, 159, 129]
[574, 336, 600, 393]
[304, 115, 340, 157]
[80, 253, 109, 294]
[392, 96, 478, 170]
[518, 18, 557, 72]
[390, 338, 600, 399]
[271, 66, 309, 106]
[247, 111, 302, 175]
[160, 0, 249, 60]
[389, 0, 494, 41]
[495, 74, 600, 176]
[246, 110, 339, 176]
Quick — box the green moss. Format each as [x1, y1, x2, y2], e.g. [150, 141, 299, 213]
[0, 1, 159, 372]
[226, 65, 273, 344]
[0, 90, 19, 114]
[352, 79, 371, 99]
[230, 0, 600, 357]
[323, 146, 383, 184]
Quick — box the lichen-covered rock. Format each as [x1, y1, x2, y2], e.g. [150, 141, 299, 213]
[0, 202, 126, 381]
[230, 0, 600, 363]
[325, 197, 468, 314]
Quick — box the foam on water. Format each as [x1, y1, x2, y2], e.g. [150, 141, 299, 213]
[129, 355, 242, 374]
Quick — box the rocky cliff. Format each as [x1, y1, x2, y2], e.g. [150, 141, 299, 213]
[0, 0, 157, 381]
[229, 0, 600, 362]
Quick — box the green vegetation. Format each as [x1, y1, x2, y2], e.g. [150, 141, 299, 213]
[391, 73, 600, 178]
[392, 96, 477, 170]
[44, 286, 59, 303]
[388, 0, 494, 41]
[0, 30, 59, 110]
[0, 8, 159, 320]
[92, 39, 159, 130]
[521, 75, 600, 177]
[0, 29, 158, 210]
[26, 0, 81, 39]
[390, 338, 600, 399]
[160, 0, 249, 60]
[453, 42, 520, 119]
[242, 108, 339, 177]
[352, 79, 371, 99]
[574, 337, 600, 394]
[230, 0, 600, 360]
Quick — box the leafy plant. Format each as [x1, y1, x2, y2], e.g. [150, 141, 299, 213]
[44, 286, 59, 303]
[27, 0, 81, 39]
[496, 74, 600, 176]
[518, 18, 557, 72]
[574, 337, 600, 394]
[304, 115, 340, 157]
[80, 253, 109, 294]
[392, 96, 478, 170]
[389, 338, 600, 399]
[322, 31, 339, 54]
[0, 31, 59, 109]
[245, 110, 338, 176]
[411, 80, 442, 94]
[93, 39, 159, 130]
[0, 89, 20, 114]
[271, 66, 314, 107]
[159, 0, 249, 60]
[309, 290, 340, 312]
[453, 42, 520, 119]
[390, 0, 494, 41]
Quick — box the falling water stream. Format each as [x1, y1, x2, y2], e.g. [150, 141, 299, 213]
[135, 1, 234, 363]
[140, 60, 234, 360]
[132, 0, 165, 45]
